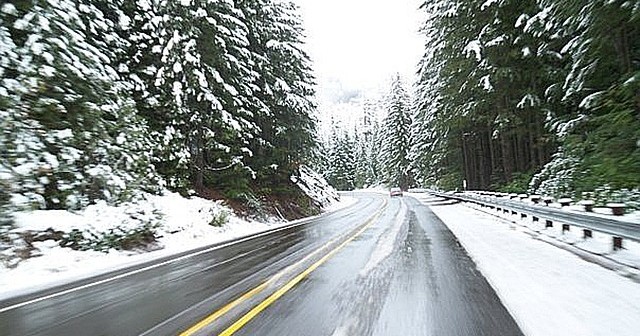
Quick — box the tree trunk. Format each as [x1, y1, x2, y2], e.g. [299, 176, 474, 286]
[512, 133, 520, 174]
[192, 135, 204, 192]
[501, 134, 512, 182]
[461, 134, 468, 189]
[488, 125, 498, 186]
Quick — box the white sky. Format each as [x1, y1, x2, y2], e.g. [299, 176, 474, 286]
[293, 0, 424, 103]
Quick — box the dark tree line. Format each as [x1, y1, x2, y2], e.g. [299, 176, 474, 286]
[412, 0, 639, 198]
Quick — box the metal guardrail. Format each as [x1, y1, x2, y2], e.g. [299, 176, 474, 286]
[431, 191, 640, 246]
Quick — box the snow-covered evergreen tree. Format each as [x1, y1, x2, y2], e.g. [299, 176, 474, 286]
[352, 130, 368, 188]
[409, 40, 443, 187]
[325, 130, 356, 191]
[319, 96, 387, 190]
[358, 99, 384, 187]
[122, 0, 260, 193]
[527, 0, 640, 196]
[0, 0, 160, 210]
[240, 0, 317, 187]
[413, 0, 638, 197]
[381, 75, 413, 189]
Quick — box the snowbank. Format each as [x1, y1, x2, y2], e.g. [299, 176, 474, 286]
[0, 190, 357, 298]
[0, 192, 263, 296]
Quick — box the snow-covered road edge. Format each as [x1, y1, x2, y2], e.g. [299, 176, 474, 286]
[409, 193, 640, 336]
[0, 194, 357, 300]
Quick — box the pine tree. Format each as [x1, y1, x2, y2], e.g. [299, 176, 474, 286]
[0, 0, 160, 210]
[413, 0, 638, 198]
[410, 39, 443, 187]
[528, 0, 640, 196]
[359, 99, 384, 186]
[1, 0, 322, 225]
[381, 75, 413, 189]
[240, 0, 317, 189]
[126, 0, 257, 193]
[325, 129, 356, 191]
[352, 130, 369, 188]
[414, 0, 558, 191]
[412, 0, 479, 190]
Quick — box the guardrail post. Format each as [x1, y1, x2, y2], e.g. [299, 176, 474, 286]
[613, 237, 623, 250]
[558, 198, 572, 207]
[532, 216, 539, 222]
[530, 195, 541, 204]
[511, 210, 518, 216]
[583, 229, 592, 238]
[543, 197, 553, 206]
[521, 213, 527, 220]
[580, 200, 595, 212]
[562, 224, 570, 233]
[545, 220, 553, 228]
[607, 203, 626, 216]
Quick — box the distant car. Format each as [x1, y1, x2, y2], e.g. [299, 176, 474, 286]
[390, 187, 403, 197]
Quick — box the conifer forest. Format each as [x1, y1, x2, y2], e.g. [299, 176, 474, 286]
[1, 0, 639, 225]
[1, 0, 317, 222]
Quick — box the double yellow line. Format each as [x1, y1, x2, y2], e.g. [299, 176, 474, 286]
[180, 199, 387, 336]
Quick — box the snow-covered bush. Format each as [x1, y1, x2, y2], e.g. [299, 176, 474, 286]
[60, 222, 160, 252]
[529, 147, 581, 198]
[209, 210, 230, 227]
[1, 198, 164, 263]
[60, 200, 164, 252]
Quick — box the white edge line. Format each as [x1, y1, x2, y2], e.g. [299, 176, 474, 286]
[0, 196, 371, 313]
[0, 216, 325, 313]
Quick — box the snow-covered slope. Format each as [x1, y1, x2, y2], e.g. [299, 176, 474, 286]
[291, 164, 340, 208]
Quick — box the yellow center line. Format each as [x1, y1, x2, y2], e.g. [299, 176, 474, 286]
[218, 200, 387, 336]
[179, 282, 270, 336]
[179, 198, 387, 336]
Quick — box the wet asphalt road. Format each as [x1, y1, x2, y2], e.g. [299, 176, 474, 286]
[0, 192, 523, 336]
[235, 195, 522, 336]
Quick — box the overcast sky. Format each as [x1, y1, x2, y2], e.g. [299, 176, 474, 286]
[293, 0, 424, 103]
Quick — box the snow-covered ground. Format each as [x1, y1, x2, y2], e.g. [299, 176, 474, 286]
[0, 192, 357, 300]
[410, 194, 640, 336]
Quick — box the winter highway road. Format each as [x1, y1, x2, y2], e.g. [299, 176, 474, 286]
[0, 192, 522, 336]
